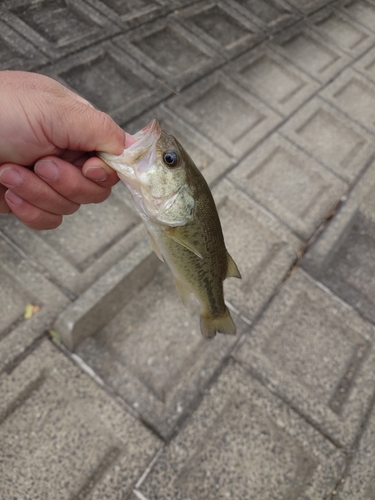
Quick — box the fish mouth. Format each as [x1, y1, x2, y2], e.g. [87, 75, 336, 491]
[129, 119, 162, 152]
[98, 119, 162, 184]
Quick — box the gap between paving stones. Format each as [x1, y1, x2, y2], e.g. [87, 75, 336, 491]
[0, 230, 77, 301]
[328, 379, 375, 499]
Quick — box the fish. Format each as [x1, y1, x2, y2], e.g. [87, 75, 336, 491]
[99, 120, 241, 339]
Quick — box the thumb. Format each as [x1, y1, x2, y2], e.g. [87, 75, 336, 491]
[51, 97, 126, 155]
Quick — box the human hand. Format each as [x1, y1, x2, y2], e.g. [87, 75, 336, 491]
[0, 71, 129, 230]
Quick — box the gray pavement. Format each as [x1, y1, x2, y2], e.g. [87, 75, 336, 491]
[1, 0, 375, 498]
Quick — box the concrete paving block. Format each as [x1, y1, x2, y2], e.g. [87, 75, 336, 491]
[165, 71, 282, 158]
[0, 19, 48, 70]
[336, 401, 375, 499]
[307, 6, 375, 58]
[224, 45, 320, 117]
[285, 0, 336, 15]
[226, 0, 300, 33]
[0, 340, 162, 499]
[302, 161, 375, 325]
[280, 96, 374, 183]
[0, 235, 69, 373]
[121, 105, 236, 186]
[170, 1, 264, 60]
[75, 265, 247, 439]
[320, 67, 375, 135]
[114, 18, 224, 92]
[0, 0, 120, 60]
[339, 0, 375, 33]
[270, 23, 351, 83]
[212, 180, 302, 319]
[0, 186, 144, 296]
[84, 0, 168, 29]
[234, 270, 375, 448]
[54, 238, 159, 351]
[137, 362, 345, 500]
[41, 41, 170, 124]
[229, 134, 348, 240]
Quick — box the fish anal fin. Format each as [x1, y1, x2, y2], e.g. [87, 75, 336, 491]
[200, 307, 236, 340]
[167, 227, 203, 260]
[147, 231, 164, 262]
[226, 252, 241, 279]
[174, 278, 192, 308]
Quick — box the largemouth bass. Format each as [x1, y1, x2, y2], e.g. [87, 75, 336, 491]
[99, 120, 241, 339]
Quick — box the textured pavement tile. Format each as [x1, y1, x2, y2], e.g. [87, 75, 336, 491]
[224, 45, 319, 116]
[0, 340, 162, 499]
[114, 18, 223, 92]
[0, 0, 120, 60]
[229, 134, 348, 240]
[41, 41, 170, 124]
[85, 0, 168, 29]
[138, 362, 344, 500]
[212, 180, 302, 319]
[122, 105, 236, 186]
[320, 67, 375, 135]
[302, 161, 375, 325]
[270, 23, 351, 83]
[54, 238, 159, 351]
[280, 96, 374, 183]
[0, 235, 69, 373]
[0, 185, 143, 296]
[171, 1, 264, 60]
[76, 261, 246, 439]
[165, 71, 281, 158]
[0, 19, 48, 70]
[226, 0, 300, 33]
[336, 401, 375, 499]
[307, 6, 375, 58]
[234, 270, 375, 448]
[339, 0, 375, 33]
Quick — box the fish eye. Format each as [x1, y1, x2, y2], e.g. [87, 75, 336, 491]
[163, 149, 180, 168]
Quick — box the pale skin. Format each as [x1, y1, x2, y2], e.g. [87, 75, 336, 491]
[0, 70, 135, 230]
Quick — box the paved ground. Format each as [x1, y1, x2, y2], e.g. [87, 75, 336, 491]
[1, 0, 375, 498]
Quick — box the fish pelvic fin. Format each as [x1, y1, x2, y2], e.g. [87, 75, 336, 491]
[200, 307, 236, 340]
[147, 231, 164, 262]
[226, 252, 241, 279]
[174, 278, 191, 308]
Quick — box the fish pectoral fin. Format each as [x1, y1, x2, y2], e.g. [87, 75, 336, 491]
[174, 278, 192, 308]
[147, 231, 164, 262]
[167, 228, 203, 260]
[226, 252, 241, 279]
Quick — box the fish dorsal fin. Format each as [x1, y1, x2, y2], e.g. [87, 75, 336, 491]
[167, 227, 203, 260]
[147, 231, 164, 262]
[226, 252, 241, 279]
[174, 278, 192, 308]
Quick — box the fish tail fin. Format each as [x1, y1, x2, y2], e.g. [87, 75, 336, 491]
[200, 307, 236, 340]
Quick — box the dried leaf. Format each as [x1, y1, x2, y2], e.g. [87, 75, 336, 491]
[49, 330, 61, 345]
[24, 304, 40, 319]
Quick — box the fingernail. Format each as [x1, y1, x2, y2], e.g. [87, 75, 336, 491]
[35, 159, 59, 181]
[5, 189, 23, 206]
[0, 168, 22, 187]
[84, 166, 107, 182]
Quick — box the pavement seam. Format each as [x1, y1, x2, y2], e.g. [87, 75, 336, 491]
[50, 337, 166, 442]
